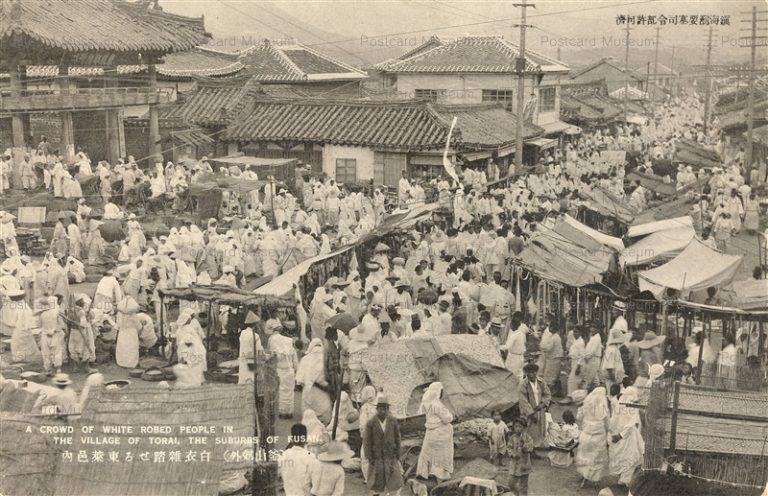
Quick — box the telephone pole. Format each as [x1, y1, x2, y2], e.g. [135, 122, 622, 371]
[703, 25, 714, 135]
[670, 46, 676, 98]
[652, 26, 660, 102]
[622, 18, 631, 123]
[741, 6, 768, 182]
[513, 0, 534, 172]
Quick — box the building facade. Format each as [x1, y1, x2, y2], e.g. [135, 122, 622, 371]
[0, 0, 208, 182]
[374, 36, 570, 136]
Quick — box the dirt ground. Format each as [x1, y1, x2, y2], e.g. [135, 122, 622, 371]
[2, 229, 762, 495]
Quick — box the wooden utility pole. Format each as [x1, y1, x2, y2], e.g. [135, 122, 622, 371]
[652, 26, 660, 101]
[670, 46, 676, 97]
[703, 26, 714, 135]
[622, 18, 631, 122]
[513, 0, 534, 171]
[741, 6, 768, 183]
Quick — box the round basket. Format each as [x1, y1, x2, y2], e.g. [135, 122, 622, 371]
[141, 367, 165, 382]
[104, 380, 131, 390]
[129, 368, 144, 378]
[20, 371, 46, 383]
[162, 366, 177, 381]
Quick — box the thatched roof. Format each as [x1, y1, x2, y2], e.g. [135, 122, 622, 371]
[54, 385, 256, 496]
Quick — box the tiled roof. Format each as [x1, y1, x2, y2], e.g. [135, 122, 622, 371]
[375, 36, 569, 74]
[224, 99, 452, 150]
[570, 58, 645, 82]
[238, 41, 367, 82]
[157, 47, 244, 78]
[0, 0, 209, 53]
[164, 76, 262, 127]
[560, 93, 634, 124]
[431, 103, 542, 149]
[13, 65, 144, 78]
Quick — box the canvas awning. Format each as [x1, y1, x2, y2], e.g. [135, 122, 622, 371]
[627, 216, 693, 238]
[626, 170, 676, 197]
[581, 186, 638, 224]
[526, 137, 557, 149]
[208, 154, 298, 168]
[621, 225, 695, 267]
[538, 119, 571, 135]
[637, 239, 743, 299]
[517, 225, 613, 287]
[560, 214, 624, 252]
[724, 279, 768, 311]
[254, 203, 439, 297]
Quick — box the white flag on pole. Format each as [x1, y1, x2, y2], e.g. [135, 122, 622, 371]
[442, 116, 461, 185]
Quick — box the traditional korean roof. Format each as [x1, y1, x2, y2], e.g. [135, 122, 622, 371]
[0, 0, 209, 53]
[238, 40, 368, 82]
[164, 76, 262, 127]
[14, 48, 242, 79]
[157, 47, 244, 78]
[570, 58, 646, 82]
[375, 35, 569, 74]
[224, 99, 453, 150]
[431, 103, 543, 149]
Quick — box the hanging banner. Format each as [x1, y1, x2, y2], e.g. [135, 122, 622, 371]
[442, 116, 461, 184]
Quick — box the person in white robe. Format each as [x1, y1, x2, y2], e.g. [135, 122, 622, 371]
[416, 382, 454, 480]
[296, 338, 332, 423]
[92, 270, 123, 316]
[115, 297, 142, 368]
[269, 325, 299, 418]
[608, 386, 644, 486]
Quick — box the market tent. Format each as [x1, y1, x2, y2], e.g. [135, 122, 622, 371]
[631, 195, 697, 225]
[434, 353, 519, 421]
[360, 335, 509, 419]
[673, 138, 722, 169]
[620, 225, 695, 267]
[54, 385, 255, 496]
[626, 170, 676, 197]
[517, 226, 614, 287]
[558, 214, 624, 252]
[627, 216, 693, 238]
[581, 186, 638, 224]
[724, 279, 768, 311]
[188, 176, 272, 196]
[637, 239, 742, 299]
[160, 285, 291, 306]
[253, 203, 438, 297]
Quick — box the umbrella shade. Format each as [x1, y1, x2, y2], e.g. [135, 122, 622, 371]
[326, 313, 358, 332]
[418, 289, 439, 305]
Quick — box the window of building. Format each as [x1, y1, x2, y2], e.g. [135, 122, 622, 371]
[414, 89, 446, 102]
[539, 87, 557, 112]
[335, 158, 357, 184]
[481, 89, 514, 104]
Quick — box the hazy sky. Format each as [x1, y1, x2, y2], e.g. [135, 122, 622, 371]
[162, 0, 766, 67]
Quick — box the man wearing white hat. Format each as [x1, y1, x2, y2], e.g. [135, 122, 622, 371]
[601, 328, 627, 392]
